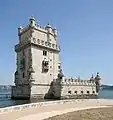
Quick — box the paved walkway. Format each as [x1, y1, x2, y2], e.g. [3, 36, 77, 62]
[17, 106, 110, 120]
[0, 99, 113, 120]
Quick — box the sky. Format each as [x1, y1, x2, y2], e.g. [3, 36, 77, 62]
[0, 0, 113, 85]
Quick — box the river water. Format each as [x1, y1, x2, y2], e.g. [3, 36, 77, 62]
[0, 89, 113, 108]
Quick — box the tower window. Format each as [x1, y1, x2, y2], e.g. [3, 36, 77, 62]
[42, 60, 49, 73]
[81, 91, 83, 94]
[58, 66, 61, 69]
[43, 50, 47, 56]
[87, 91, 90, 94]
[22, 72, 25, 78]
[23, 51, 25, 56]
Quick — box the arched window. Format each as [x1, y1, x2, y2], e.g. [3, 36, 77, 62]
[42, 60, 49, 73]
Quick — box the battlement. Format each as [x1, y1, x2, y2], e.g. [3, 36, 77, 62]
[61, 77, 96, 86]
[18, 16, 57, 37]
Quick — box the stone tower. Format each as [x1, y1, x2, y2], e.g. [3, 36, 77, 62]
[11, 16, 61, 99]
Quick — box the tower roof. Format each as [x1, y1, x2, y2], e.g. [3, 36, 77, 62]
[18, 25, 23, 29]
[46, 23, 52, 28]
[29, 16, 36, 21]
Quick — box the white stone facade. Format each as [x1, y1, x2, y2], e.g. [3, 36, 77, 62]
[11, 16, 101, 100]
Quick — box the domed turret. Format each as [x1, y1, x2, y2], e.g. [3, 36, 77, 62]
[46, 23, 53, 33]
[57, 69, 64, 80]
[29, 16, 36, 27]
[46, 23, 52, 28]
[95, 72, 101, 93]
[95, 72, 101, 81]
[90, 74, 94, 81]
[18, 25, 23, 35]
[53, 27, 57, 36]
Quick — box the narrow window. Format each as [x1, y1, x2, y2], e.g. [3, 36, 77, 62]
[22, 72, 25, 78]
[43, 50, 47, 56]
[68, 91, 71, 94]
[87, 91, 90, 94]
[23, 51, 25, 56]
[81, 91, 83, 94]
[58, 65, 61, 69]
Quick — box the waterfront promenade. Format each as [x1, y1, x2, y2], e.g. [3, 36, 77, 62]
[0, 99, 113, 120]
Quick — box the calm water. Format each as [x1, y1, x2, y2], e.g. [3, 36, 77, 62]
[0, 89, 113, 108]
[98, 89, 113, 99]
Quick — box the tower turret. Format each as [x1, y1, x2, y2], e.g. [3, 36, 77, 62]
[18, 25, 23, 41]
[18, 25, 23, 35]
[95, 72, 101, 93]
[90, 74, 94, 81]
[29, 16, 36, 27]
[46, 23, 53, 33]
[53, 27, 57, 37]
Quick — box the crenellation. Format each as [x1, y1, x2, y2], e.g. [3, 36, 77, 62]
[18, 19, 57, 39]
[62, 77, 97, 87]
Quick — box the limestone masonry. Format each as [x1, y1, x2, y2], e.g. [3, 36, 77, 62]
[11, 16, 101, 100]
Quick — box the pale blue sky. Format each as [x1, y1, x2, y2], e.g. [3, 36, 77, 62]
[0, 0, 113, 85]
